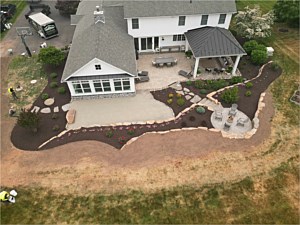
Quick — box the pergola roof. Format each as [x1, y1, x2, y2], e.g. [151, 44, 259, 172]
[185, 26, 246, 58]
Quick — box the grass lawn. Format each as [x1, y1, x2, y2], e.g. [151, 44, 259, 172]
[1, 156, 298, 224]
[236, 0, 276, 12]
[0, 0, 27, 41]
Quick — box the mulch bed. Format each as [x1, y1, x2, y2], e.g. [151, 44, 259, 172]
[11, 60, 71, 150]
[214, 63, 282, 120]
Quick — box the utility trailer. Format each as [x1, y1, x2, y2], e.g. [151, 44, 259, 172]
[28, 12, 58, 39]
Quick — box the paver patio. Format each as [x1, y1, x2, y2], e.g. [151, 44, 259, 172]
[67, 91, 174, 129]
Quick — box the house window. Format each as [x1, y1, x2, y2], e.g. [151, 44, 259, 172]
[218, 14, 226, 24]
[95, 64, 101, 70]
[102, 79, 111, 92]
[113, 78, 131, 92]
[93, 80, 103, 92]
[132, 18, 139, 29]
[173, 34, 185, 41]
[201, 15, 208, 25]
[72, 81, 91, 94]
[178, 16, 185, 26]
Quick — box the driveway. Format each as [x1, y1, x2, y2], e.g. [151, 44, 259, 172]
[0, 0, 75, 56]
[67, 91, 174, 129]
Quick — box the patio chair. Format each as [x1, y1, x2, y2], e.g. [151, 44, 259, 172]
[178, 70, 192, 78]
[159, 63, 164, 67]
[205, 68, 212, 72]
[228, 103, 238, 117]
[136, 71, 149, 82]
[214, 110, 223, 121]
[237, 117, 249, 127]
[174, 58, 178, 65]
[167, 62, 172, 67]
[152, 61, 156, 66]
[224, 122, 231, 131]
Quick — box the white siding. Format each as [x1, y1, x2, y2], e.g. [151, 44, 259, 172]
[127, 13, 233, 38]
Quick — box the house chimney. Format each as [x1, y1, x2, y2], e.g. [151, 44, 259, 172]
[94, 5, 105, 24]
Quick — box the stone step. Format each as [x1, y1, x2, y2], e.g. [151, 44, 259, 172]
[199, 98, 207, 104]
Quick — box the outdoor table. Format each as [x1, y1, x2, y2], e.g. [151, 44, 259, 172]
[154, 57, 176, 67]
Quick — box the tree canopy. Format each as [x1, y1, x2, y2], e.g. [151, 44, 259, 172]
[38, 46, 65, 66]
[235, 5, 275, 39]
[273, 0, 299, 27]
[55, 0, 80, 15]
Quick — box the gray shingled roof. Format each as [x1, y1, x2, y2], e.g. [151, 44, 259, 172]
[76, 0, 236, 18]
[184, 26, 246, 58]
[62, 5, 137, 81]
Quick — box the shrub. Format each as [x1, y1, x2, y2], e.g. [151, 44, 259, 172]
[230, 76, 244, 85]
[271, 61, 280, 71]
[118, 136, 126, 144]
[196, 106, 206, 114]
[38, 46, 65, 66]
[50, 73, 58, 79]
[50, 81, 58, 88]
[245, 82, 253, 89]
[251, 49, 268, 65]
[52, 125, 60, 131]
[181, 121, 187, 127]
[41, 93, 49, 100]
[199, 89, 208, 95]
[17, 109, 40, 133]
[211, 79, 228, 91]
[194, 80, 206, 89]
[226, 66, 233, 73]
[168, 93, 174, 98]
[177, 98, 185, 106]
[243, 40, 258, 54]
[52, 113, 58, 119]
[185, 50, 193, 58]
[57, 86, 66, 94]
[105, 130, 114, 138]
[176, 93, 182, 99]
[189, 116, 196, 121]
[186, 80, 192, 86]
[167, 99, 173, 104]
[127, 128, 135, 135]
[221, 87, 239, 104]
[245, 90, 252, 97]
[256, 44, 266, 52]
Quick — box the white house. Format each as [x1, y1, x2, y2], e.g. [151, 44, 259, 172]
[62, 0, 245, 99]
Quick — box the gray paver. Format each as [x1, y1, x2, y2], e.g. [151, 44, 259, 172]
[176, 90, 184, 96]
[40, 107, 51, 113]
[183, 87, 190, 93]
[62, 103, 71, 112]
[185, 95, 192, 100]
[54, 106, 59, 113]
[30, 106, 40, 113]
[190, 95, 201, 103]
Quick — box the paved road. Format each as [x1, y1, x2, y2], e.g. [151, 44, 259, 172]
[0, 0, 75, 56]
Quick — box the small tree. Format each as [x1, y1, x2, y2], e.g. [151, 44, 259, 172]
[38, 46, 65, 66]
[273, 0, 299, 27]
[243, 40, 258, 55]
[251, 49, 268, 65]
[17, 109, 40, 133]
[235, 5, 275, 39]
[55, 0, 80, 15]
[221, 87, 239, 104]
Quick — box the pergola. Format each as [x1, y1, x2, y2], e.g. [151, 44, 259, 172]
[184, 26, 247, 78]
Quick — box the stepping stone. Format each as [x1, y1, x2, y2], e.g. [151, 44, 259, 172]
[185, 95, 192, 100]
[62, 103, 70, 112]
[190, 95, 201, 103]
[41, 107, 51, 113]
[189, 92, 195, 96]
[44, 98, 55, 106]
[30, 106, 40, 113]
[54, 106, 59, 113]
[199, 98, 207, 104]
[169, 82, 182, 91]
[176, 90, 184, 95]
[183, 87, 190, 93]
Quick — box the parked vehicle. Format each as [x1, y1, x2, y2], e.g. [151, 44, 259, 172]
[25, 3, 51, 19]
[0, 4, 16, 19]
[28, 12, 58, 39]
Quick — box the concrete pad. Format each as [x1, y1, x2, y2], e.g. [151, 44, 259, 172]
[67, 91, 174, 129]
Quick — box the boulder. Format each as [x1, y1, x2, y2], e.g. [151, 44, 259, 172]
[66, 109, 76, 124]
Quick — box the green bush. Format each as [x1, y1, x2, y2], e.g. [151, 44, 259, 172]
[50, 81, 58, 88]
[185, 50, 193, 58]
[196, 106, 206, 114]
[41, 93, 49, 100]
[127, 128, 135, 135]
[256, 44, 266, 52]
[226, 66, 233, 73]
[245, 82, 253, 89]
[186, 80, 192, 86]
[167, 99, 173, 104]
[106, 130, 114, 138]
[17, 109, 40, 133]
[194, 80, 206, 89]
[243, 40, 258, 54]
[245, 90, 252, 97]
[50, 73, 58, 79]
[230, 76, 244, 85]
[38, 46, 65, 66]
[199, 89, 208, 95]
[57, 86, 66, 94]
[221, 87, 239, 104]
[211, 79, 228, 91]
[271, 61, 280, 71]
[251, 49, 268, 65]
[52, 125, 60, 131]
[177, 98, 185, 106]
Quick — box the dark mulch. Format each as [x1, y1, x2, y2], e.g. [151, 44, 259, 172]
[214, 63, 282, 120]
[237, 56, 261, 80]
[151, 87, 192, 116]
[41, 106, 213, 150]
[11, 60, 71, 150]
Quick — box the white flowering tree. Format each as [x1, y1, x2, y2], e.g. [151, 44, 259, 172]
[235, 5, 275, 39]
